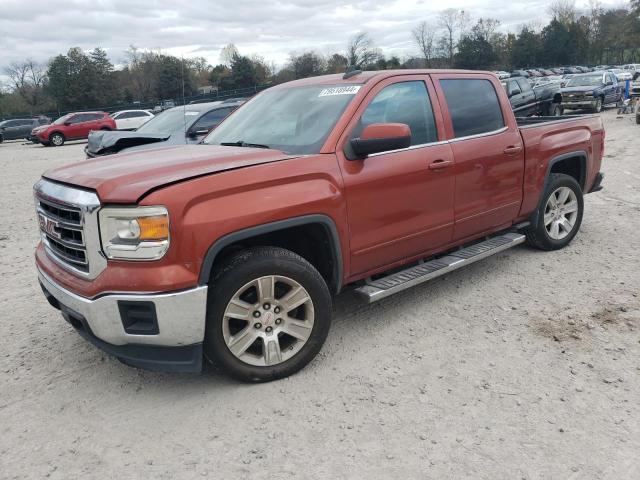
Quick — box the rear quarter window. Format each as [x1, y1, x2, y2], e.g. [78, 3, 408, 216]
[439, 79, 505, 138]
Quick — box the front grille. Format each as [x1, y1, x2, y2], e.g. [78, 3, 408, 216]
[36, 196, 89, 272]
[566, 93, 587, 102]
[34, 179, 106, 279]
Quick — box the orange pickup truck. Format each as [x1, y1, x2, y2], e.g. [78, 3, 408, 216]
[34, 69, 604, 381]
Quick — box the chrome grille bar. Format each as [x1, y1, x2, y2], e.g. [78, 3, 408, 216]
[34, 179, 106, 279]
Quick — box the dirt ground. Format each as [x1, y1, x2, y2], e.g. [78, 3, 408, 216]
[1, 109, 639, 479]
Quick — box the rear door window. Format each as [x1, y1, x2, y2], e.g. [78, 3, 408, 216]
[439, 79, 505, 138]
[354, 81, 438, 146]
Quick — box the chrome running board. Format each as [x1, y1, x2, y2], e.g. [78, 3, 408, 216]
[354, 232, 526, 303]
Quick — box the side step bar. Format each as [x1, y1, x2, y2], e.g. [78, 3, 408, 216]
[354, 232, 526, 303]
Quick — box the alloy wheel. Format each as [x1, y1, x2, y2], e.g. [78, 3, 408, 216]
[222, 275, 315, 367]
[544, 186, 579, 240]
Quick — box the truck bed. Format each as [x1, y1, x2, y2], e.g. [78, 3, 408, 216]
[515, 114, 597, 127]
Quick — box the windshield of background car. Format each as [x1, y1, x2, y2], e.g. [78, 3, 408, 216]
[53, 114, 73, 125]
[203, 85, 362, 154]
[566, 75, 603, 87]
[136, 108, 201, 134]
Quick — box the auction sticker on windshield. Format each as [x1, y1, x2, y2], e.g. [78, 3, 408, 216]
[318, 86, 361, 97]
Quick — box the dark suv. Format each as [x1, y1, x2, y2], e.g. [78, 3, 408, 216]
[0, 118, 49, 143]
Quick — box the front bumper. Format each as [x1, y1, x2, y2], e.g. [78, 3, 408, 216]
[38, 268, 208, 372]
[563, 99, 597, 109]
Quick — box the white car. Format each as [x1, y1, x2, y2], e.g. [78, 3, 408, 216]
[610, 69, 633, 82]
[110, 110, 154, 130]
[494, 70, 511, 79]
[623, 64, 640, 73]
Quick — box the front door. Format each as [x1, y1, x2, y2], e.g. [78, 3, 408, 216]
[432, 74, 525, 241]
[336, 76, 455, 276]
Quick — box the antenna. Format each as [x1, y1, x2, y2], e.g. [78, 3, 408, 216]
[181, 56, 187, 138]
[343, 65, 362, 79]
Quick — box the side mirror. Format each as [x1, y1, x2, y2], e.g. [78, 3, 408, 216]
[64, 121, 71, 126]
[606, 81, 613, 86]
[350, 123, 411, 158]
[509, 89, 521, 98]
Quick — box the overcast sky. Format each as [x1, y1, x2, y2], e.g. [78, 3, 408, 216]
[0, 0, 628, 71]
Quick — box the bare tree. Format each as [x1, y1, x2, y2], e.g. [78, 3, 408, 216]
[412, 21, 436, 67]
[548, 0, 577, 25]
[4, 59, 46, 108]
[437, 9, 467, 67]
[346, 32, 380, 68]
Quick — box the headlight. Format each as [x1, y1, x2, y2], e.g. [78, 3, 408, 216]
[99, 206, 169, 260]
[585, 91, 594, 96]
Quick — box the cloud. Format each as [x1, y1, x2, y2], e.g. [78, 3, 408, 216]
[0, 0, 623, 71]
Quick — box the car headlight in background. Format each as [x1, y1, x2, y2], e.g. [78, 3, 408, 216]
[99, 206, 170, 260]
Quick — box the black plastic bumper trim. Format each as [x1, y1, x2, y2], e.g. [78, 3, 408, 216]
[589, 172, 604, 193]
[40, 280, 203, 373]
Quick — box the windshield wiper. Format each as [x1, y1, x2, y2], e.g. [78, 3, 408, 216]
[220, 140, 271, 149]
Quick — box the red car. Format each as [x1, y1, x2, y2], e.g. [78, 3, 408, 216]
[32, 111, 115, 147]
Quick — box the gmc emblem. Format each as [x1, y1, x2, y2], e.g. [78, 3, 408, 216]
[38, 214, 61, 239]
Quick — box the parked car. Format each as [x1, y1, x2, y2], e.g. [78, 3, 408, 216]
[511, 69, 530, 78]
[152, 99, 176, 113]
[609, 68, 633, 81]
[85, 100, 243, 158]
[561, 71, 623, 112]
[502, 76, 563, 116]
[31, 112, 115, 146]
[529, 75, 563, 89]
[623, 64, 640, 75]
[110, 110, 154, 130]
[527, 69, 543, 77]
[0, 117, 48, 143]
[493, 71, 511, 79]
[34, 69, 604, 381]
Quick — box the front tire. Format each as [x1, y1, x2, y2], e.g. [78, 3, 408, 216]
[50, 132, 65, 147]
[551, 103, 563, 117]
[593, 97, 603, 113]
[204, 247, 332, 382]
[526, 173, 583, 251]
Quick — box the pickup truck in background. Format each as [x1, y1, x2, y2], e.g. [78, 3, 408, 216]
[561, 71, 623, 113]
[502, 76, 563, 116]
[34, 70, 604, 382]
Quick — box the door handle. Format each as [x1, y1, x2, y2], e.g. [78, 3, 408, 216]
[428, 159, 453, 170]
[503, 145, 523, 155]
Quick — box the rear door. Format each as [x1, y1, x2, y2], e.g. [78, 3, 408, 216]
[336, 75, 455, 275]
[432, 73, 524, 241]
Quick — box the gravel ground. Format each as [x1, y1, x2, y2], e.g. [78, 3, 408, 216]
[1, 110, 639, 480]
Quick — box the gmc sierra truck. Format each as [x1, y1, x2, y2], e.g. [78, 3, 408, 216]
[34, 70, 605, 382]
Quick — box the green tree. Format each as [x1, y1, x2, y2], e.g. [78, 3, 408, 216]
[510, 26, 542, 68]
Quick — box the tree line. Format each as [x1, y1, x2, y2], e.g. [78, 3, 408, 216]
[1, 0, 639, 118]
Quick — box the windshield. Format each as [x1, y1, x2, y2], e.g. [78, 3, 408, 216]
[136, 108, 201, 134]
[204, 85, 361, 154]
[53, 114, 72, 125]
[566, 75, 603, 87]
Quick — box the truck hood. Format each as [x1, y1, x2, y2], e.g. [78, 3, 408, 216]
[44, 145, 299, 203]
[86, 130, 171, 156]
[561, 86, 601, 94]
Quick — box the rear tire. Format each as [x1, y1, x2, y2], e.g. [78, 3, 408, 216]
[50, 132, 65, 147]
[526, 173, 583, 251]
[204, 247, 332, 382]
